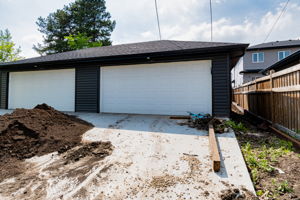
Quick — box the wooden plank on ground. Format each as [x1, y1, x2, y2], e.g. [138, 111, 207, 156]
[269, 126, 300, 148]
[232, 102, 244, 115]
[209, 124, 221, 172]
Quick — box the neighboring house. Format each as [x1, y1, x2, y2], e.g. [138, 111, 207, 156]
[0, 40, 248, 117]
[262, 49, 300, 75]
[233, 40, 300, 86]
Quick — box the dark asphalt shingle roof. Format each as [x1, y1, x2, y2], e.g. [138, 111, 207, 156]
[0, 40, 247, 66]
[247, 40, 300, 51]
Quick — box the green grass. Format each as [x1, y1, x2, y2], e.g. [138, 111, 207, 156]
[225, 120, 248, 132]
[242, 143, 275, 184]
[256, 180, 293, 198]
[240, 135, 294, 198]
[276, 180, 293, 194]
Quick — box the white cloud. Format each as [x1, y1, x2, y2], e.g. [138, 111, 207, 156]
[110, 1, 300, 46]
[20, 34, 43, 58]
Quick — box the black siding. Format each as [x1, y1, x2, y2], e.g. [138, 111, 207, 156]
[0, 72, 8, 109]
[75, 67, 99, 112]
[212, 55, 230, 117]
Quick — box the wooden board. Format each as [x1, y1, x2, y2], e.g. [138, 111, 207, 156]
[269, 126, 300, 148]
[209, 124, 221, 172]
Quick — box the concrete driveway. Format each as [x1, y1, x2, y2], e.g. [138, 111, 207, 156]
[0, 111, 255, 199]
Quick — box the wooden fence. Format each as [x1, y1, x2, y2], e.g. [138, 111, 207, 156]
[233, 64, 300, 135]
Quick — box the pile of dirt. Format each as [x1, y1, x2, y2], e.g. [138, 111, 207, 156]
[179, 116, 229, 133]
[64, 141, 114, 164]
[219, 188, 258, 200]
[0, 104, 94, 160]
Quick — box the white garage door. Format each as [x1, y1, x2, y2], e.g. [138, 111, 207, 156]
[9, 69, 75, 111]
[100, 60, 212, 115]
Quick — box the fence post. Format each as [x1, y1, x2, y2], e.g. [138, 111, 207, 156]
[270, 70, 275, 124]
[255, 79, 258, 114]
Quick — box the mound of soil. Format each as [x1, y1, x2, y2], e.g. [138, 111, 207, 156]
[179, 117, 229, 133]
[219, 188, 258, 200]
[0, 104, 94, 160]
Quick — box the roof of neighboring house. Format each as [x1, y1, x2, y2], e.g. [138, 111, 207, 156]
[247, 40, 300, 51]
[261, 50, 300, 74]
[239, 69, 263, 74]
[0, 40, 248, 69]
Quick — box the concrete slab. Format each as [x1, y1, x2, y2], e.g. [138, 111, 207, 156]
[0, 109, 13, 115]
[0, 111, 255, 199]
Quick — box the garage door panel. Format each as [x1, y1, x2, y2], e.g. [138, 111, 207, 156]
[100, 61, 212, 115]
[9, 69, 75, 111]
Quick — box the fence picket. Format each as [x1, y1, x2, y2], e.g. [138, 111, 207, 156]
[233, 64, 300, 135]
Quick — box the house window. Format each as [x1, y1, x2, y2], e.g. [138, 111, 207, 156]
[278, 51, 291, 61]
[252, 52, 264, 63]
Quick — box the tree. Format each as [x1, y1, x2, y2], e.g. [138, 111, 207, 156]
[64, 32, 102, 50]
[34, 0, 115, 55]
[0, 29, 23, 62]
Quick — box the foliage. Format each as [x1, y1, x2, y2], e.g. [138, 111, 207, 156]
[34, 0, 115, 55]
[225, 120, 248, 132]
[242, 143, 274, 184]
[240, 136, 294, 198]
[276, 180, 293, 194]
[0, 29, 23, 62]
[64, 33, 102, 50]
[242, 139, 293, 184]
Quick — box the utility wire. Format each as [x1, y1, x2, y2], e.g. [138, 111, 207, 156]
[154, 0, 162, 40]
[263, 0, 290, 43]
[209, 0, 213, 41]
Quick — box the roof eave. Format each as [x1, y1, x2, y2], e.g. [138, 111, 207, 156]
[247, 44, 300, 51]
[0, 44, 248, 70]
[239, 69, 263, 74]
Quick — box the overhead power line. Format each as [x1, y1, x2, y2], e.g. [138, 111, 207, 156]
[263, 0, 290, 43]
[154, 0, 162, 40]
[209, 0, 213, 41]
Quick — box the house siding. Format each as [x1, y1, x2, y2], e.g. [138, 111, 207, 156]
[244, 47, 300, 70]
[236, 47, 300, 84]
[212, 55, 230, 117]
[0, 72, 8, 109]
[75, 66, 99, 112]
[0, 53, 235, 117]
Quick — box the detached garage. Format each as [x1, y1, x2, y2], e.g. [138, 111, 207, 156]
[0, 40, 248, 117]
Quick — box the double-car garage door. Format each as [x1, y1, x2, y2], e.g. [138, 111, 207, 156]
[100, 60, 212, 115]
[8, 60, 212, 115]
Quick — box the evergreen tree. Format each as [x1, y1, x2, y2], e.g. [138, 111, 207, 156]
[34, 0, 115, 55]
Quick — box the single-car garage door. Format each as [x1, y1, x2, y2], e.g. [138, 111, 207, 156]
[100, 60, 212, 115]
[8, 69, 75, 111]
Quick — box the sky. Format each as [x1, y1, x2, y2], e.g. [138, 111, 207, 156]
[0, 0, 299, 58]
